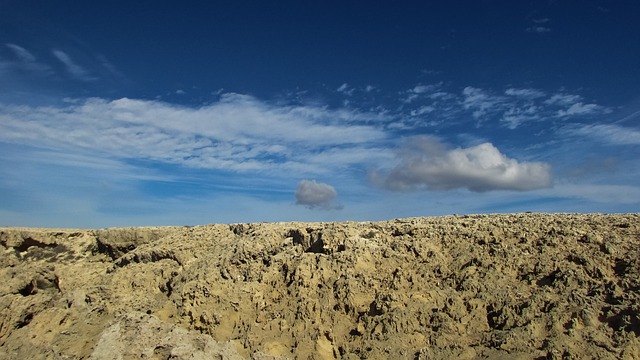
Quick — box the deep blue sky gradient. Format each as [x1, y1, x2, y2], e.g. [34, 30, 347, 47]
[1, 0, 638, 227]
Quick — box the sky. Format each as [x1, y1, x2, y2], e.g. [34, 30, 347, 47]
[1, 1, 639, 228]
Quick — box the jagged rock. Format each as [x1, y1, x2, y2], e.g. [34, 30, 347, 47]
[0, 214, 639, 359]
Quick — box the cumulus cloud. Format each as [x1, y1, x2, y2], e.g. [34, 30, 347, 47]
[371, 136, 552, 192]
[295, 180, 342, 209]
[52, 49, 95, 81]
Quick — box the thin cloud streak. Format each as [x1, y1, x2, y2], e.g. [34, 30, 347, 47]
[564, 124, 640, 145]
[1, 43, 52, 76]
[52, 49, 96, 81]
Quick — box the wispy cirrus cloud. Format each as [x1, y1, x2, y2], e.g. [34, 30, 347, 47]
[557, 102, 606, 117]
[1, 44, 124, 90]
[527, 26, 551, 33]
[396, 84, 610, 129]
[563, 123, 640, 145]
[1, 43, 52, 76]
[52, 49, 96, 81]
[5, 44, 37, 63]
[0, 94, 390, 174]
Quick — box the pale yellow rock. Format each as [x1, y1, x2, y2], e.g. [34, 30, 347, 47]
[0, 213, 638, 359]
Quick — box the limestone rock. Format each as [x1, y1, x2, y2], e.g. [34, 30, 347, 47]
[0, 213, 638, 359]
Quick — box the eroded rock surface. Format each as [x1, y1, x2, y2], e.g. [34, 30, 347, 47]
[0, 214, 639, 359]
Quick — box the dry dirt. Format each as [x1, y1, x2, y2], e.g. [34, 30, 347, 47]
[1, 213, 639, 359]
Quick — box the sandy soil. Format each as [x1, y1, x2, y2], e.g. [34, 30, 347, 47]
[0, 213, 639, 359]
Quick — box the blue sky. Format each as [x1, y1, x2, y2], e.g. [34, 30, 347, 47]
[1, 1, 639, 227]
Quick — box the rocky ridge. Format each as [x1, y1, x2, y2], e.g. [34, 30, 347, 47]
[0, 213, 639, 359]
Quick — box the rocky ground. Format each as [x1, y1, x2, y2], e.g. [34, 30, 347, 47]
[0, 213, 639, 359]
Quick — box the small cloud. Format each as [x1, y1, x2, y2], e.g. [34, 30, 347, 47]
[3, 43, 52, 75]
[401, 82, 445, 103]
[371, 136, 552, 192]
[545, 94, 582, 106]
[52, 49, 95, 81]
[557, 102, 604, 117]
[176, 89, 186, 95]
[295, 179, 342, 210]
[6, 43, 36, 63]
[543, 93, 609, 118]
[337, 83, 354, 95]
[527, 26, 551, 33]
[501, 105, 540, 129]
[410, 105, 435, 116]
[462, 86, 505, 119]
[527, 18, 551, 33]
[504, 88, 546, 99]
[411, 84, 439, 94]
[420, 69, 441, 76]
[96, 54, 125, 80]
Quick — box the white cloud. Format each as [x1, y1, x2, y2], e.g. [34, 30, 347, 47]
[52, 49, 95, 81]
[393, 84, 610, 130]
[544, 94, 582, 106]
[96, 54, 125, 79]
[372, 136, 552, 192]
[6, 43, 36, 63]
[411, 84, 440, 94]
[295, 179, 341, 210]
[462, 86, 505, 119]
[2, 43, 52, 76]
[566, 124, 640, 145]
[505, 88, 546, 99]
[410, 105, 435, 116]
[460, 87, 609, 127]
[337, 83, 354, 95]
[401, 83, 445, 103]
[0, 94, 388, 174]
[501, 105, 540, 129]
[527, 19, 551, 33]
[527, 26, 551, 33]
[557, 102, 604, 117]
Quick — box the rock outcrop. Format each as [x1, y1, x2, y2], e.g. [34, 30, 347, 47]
[0, 213, 639, 359]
